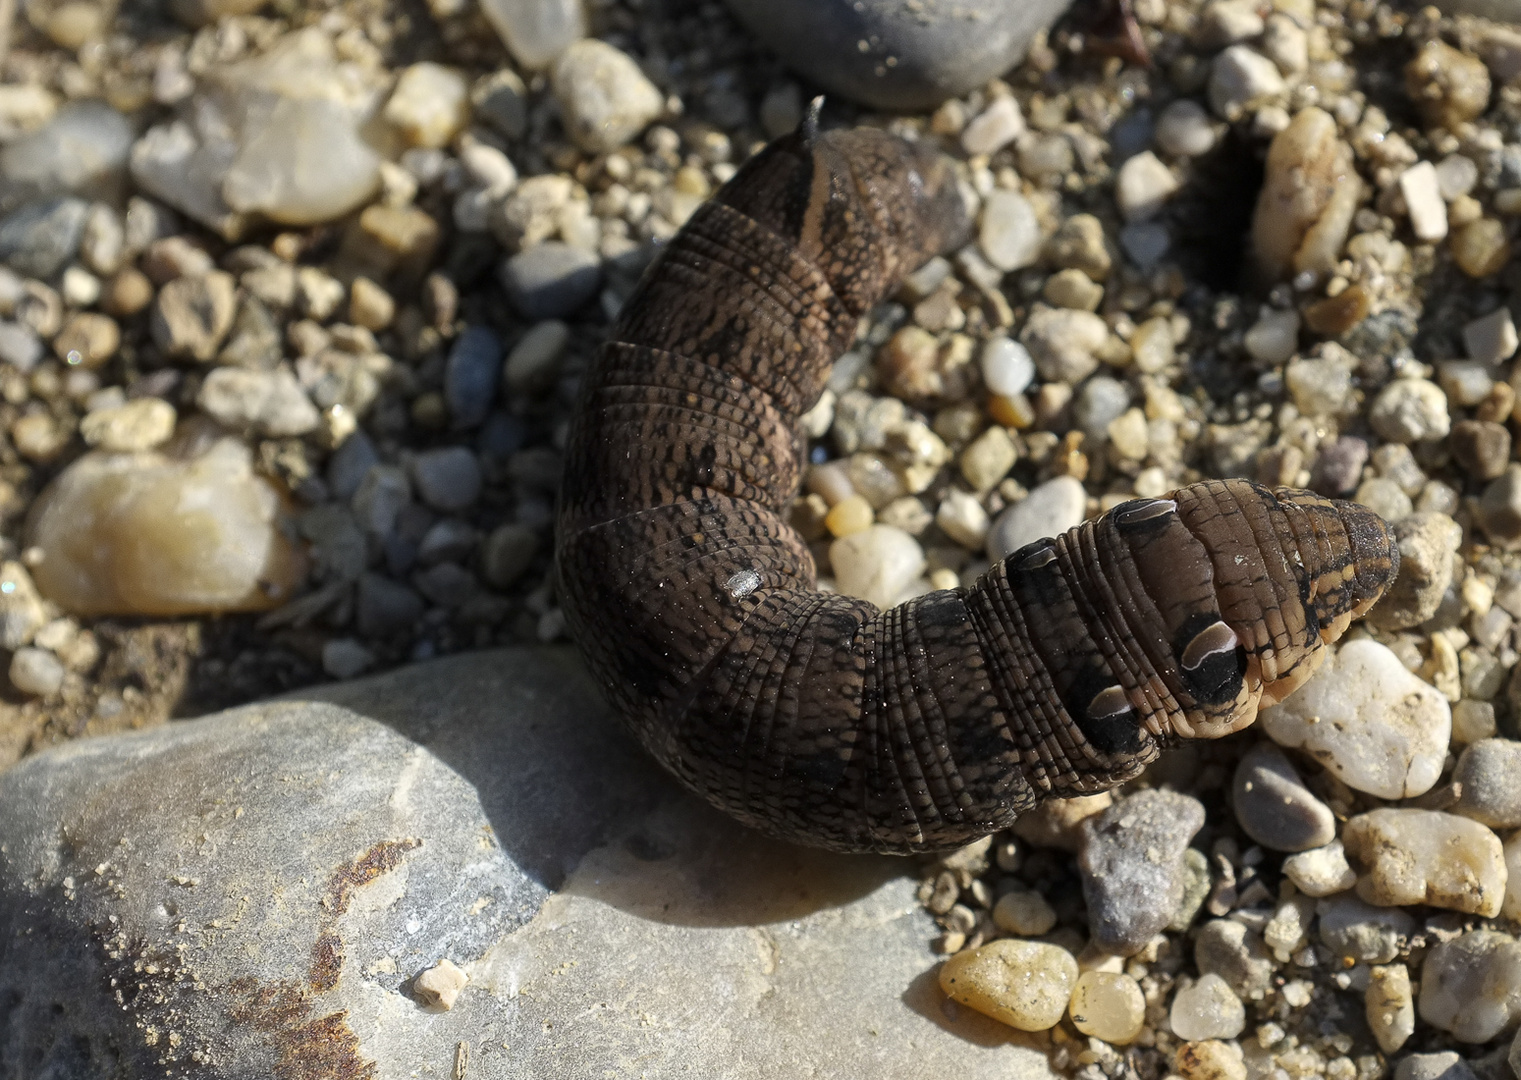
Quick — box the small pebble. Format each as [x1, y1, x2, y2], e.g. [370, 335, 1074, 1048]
[9, 646, 63, 696]
[349, 277, 395, 332]
[938, 939, 1077, 1032]
[1342, 808, 1506, 917]
[445, 325, 503, 429]
[1115, 151, 1179, 223]
[829, 525, 925, 609]
[1073, 377, 1130, 443]
[1079, 790, 1205, 956]
[499, 242, 602, 320]
[1450, 738, 1521, 829]
[1354, 477, 1413, 523]
[504, 320, 571, 396]
[1022, 307, 1108, 384]
[383, 63, 469, 149]
[1175, 1040, 1247, 1080]
[1231, 742, 1335, 852]
[1507, 832, 1521, 922]
[0, 321, 42, 370]
[79, 398, 175, 452]
[197, 367, 321, 438]
[1366, 964, 1415, 1055]
[1209, 46, 1285, 120]
[936, 489, 989, 550]
[1243, 309, 1300, 365]
[1463, 306, 1518, 364]
[1156, 99, 1218, 158]
[1044, 268, 1104, 312]
[1317, 894, 1417, 965]
[412, 958, 469, 1010]
[1170, 973, 1245, 1041]
[1369, 378, 1451, 444]
[979, 189, 1041, 273]
[1194, 919, 1275, 1000]
[961, 95, 1025, 157]
[1371, 513, 1462, 630]
[1452, 217, 1510, 278]
[986, 476, 1086, 561]
[1046, 214, 1111, 281]
[979, 336, 1034, 397]
[1449, 420, 1510, 481]
[960, 426, 1018, 492]
[551, 40, 664, 152]
[1406, 40, 1491, 130]
[1418, 930, 1521, 1043]
[825, 494, 874, 538]
[1260, 639, 1449, 800]
[992, 889, 1057, 936]
[1394, 1053, 1478, 1080]
[1282, 841, 1357, 897]
[1399, 161, 1448, 242]
[322, 638, 376, 680]
[410, 447, 483, 513]
[151, 270, 237, 361]
[1478, 465, 1521, 549]
[1068, 971, 1145, 1045]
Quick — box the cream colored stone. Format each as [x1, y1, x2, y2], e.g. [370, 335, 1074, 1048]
[1342, 808, 1506, 917]
[939, 939, 1077, 1032]
[1251, 107, 1362, 283]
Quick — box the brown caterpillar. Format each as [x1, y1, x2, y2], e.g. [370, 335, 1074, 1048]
[556, 117, 1399, 855]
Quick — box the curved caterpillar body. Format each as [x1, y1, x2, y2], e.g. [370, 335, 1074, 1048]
[557, 119, 1399, 855]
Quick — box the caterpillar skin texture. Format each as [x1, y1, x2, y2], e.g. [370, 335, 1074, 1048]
[557, 122, 1400, 855]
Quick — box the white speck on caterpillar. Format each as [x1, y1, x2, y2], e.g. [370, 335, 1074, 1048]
[725, 569, 762, 599]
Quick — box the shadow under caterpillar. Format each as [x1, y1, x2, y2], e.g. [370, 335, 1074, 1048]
[557, 114, 1399, 854]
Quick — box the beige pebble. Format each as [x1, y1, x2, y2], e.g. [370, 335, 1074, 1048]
[824, 494, 874, 538]
[413, 958, 469, 1009]
[1418, 930, 1521, 1042]
[939, 939, 1077, 1032]
[1366, 963, 1414, 1055]
[79, 398, 176, 453]
[1175, 1039, 1248, 1080]
[1068, 970, 1145, 1044]
[1342, 808, 1506, 917]
[992, 889, 1057, 936]
[1251, 107, 1361, 283]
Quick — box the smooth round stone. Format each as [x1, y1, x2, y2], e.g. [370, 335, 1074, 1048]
[197, 367, 321, 437]
[0, 320, 42, 370]
[980, 336, 1035, 398]
[1450, 419, 1511, 481]
[1369, 378, 1451, 443]
[987, 476, 1086, 562]
[938, 939, 1078, 1032]
[1317, 894, 1417, 965]
[1156, 99, 1218, 158]
[720, 0, 1074, 111]
[1068, 971, 1145, 1045]
[1342, 808, 1506, 917]
[504, 320, 571, 396]
[992, 889, 1057, 937]
[1451, 739, 1521, 829]
[961, 95, 1026, 157]
[322, 638, 376, 680]
[445, 325, 503, 429]
[1395, 1054, 1477, 1080]
[326, 431, 380, 502]
[27, 439, 306, 616]
[1282, 841, 1357, 897]
[1231, 742, 1335, 852]
[356, 573, 424, 636]
[1370, 513, 1463, 630]
[1419, 930, 1521, 1043]
[1022, 307, 1108, 384]
[1073, 377, 1130, 443]
[410, 447, 483, 513]
[483, 524, 539, 589]
[1353, 477, 1412, 523]
[478, 0, 583, 69]
[1115, 151, 1179, 223]
[551, 40, 664, 153]
[1078, 790, 1205, 956]
[979, 189, 1041, 273]
[499, 242, 602, 320]
[1259, 639, 1450, 800]
[830, 525, 925, 609]
[1367, 964, 1415, 1056]
[936, 489, 989, 551]
[9, 647, 63, 697]
[1169, 974, 1245, 1041]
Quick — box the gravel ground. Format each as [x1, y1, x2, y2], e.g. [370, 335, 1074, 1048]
[3, 0, 1521, 1071]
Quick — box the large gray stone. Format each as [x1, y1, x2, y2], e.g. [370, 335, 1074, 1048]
[0, 647, 1060, 1079]
[722, 0, 1073, 111]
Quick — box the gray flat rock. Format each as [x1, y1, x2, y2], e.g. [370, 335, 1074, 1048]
[0, 646, 1059, 1079]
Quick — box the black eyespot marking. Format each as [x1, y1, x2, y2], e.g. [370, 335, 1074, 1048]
[1176, 615, 1247, 706]
[1065, 666, 1143, 756]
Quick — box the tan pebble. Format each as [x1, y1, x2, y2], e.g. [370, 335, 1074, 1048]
[1069, 970, 1145, 1044]
[1406, 40, 1491, 130]
[825, 494, 874, 538]
[413, 958, 468, 1009]
[102, 268, 153, 317]
[79, 398, 176, 453]
[349, 276, 395, 331]
[1365, 963, 1414, 1054]
[939, 939, 1077, 1032]
[992, 889, 1057, 936]
[879, 325, 944, 400]
[987, 393, 1035, 429]
[1251, 107, 1361, 284]
[53, 312, 120, 368]
[1303, 284, 1370, 337]
[1175, 1039, 1248, 1080]
[1452, 218, 1511, 278]
[1342, 808, 1505, 916]
[10, 412, 68, 463]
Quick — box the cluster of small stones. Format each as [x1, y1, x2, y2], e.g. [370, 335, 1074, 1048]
[895, 0, 1521, 1076]
[3, 0, 1521, 1070]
